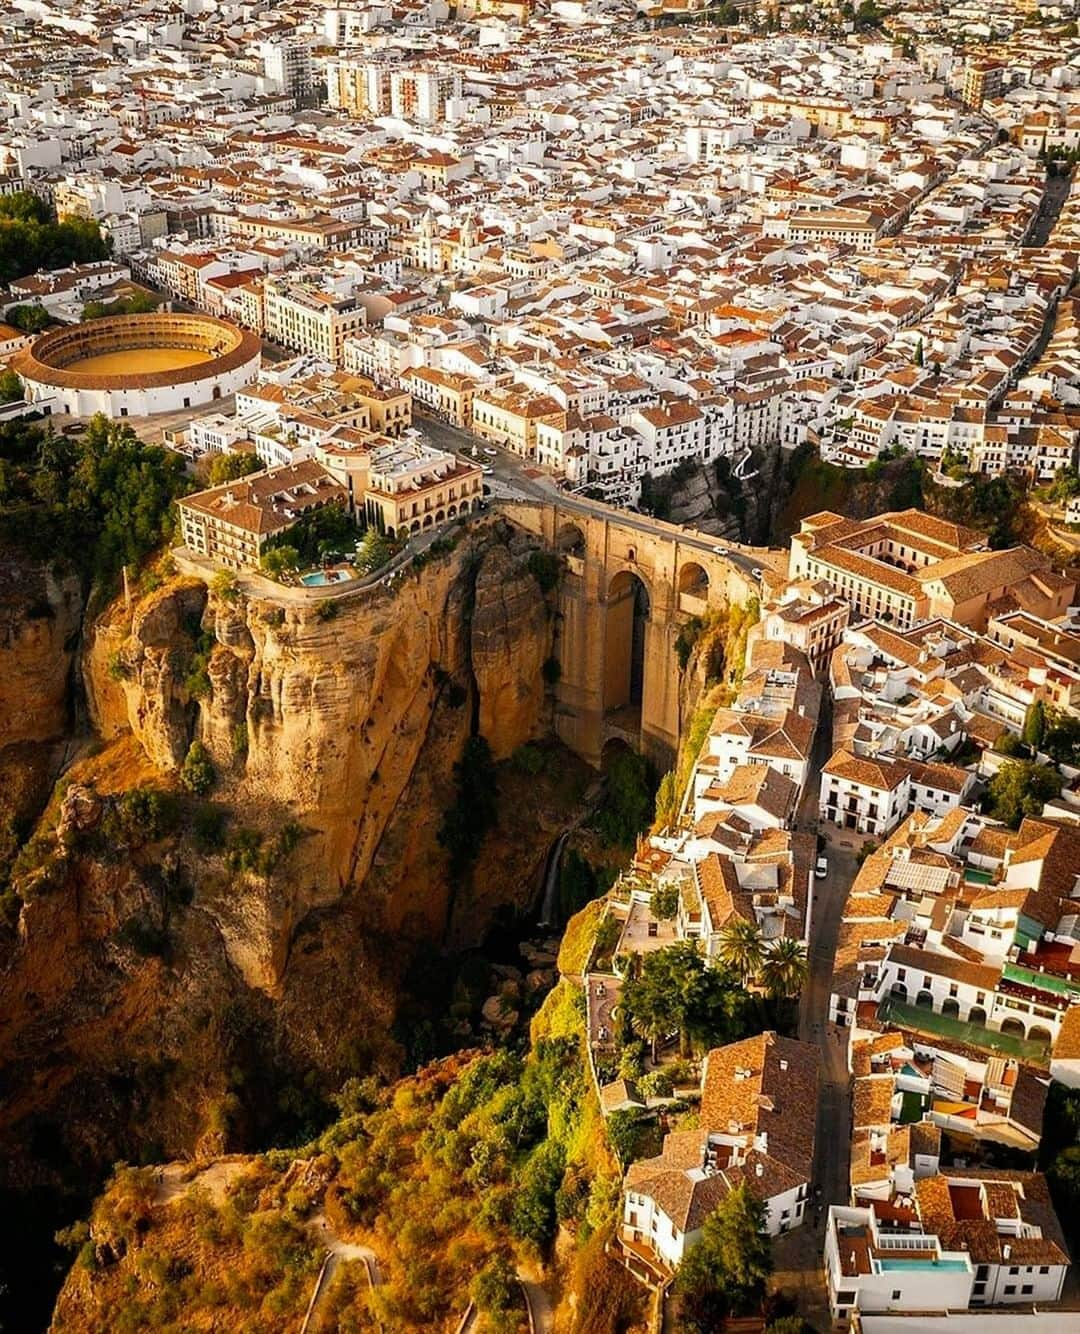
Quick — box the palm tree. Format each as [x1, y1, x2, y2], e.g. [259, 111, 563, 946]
[714, 918, 765, 986]
[759, 937, 808, 1000]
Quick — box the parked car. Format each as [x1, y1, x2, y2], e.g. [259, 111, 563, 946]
[482, 447, 497, 457]
[752, 566, 763, 580]
[712, 545, 725, 555]
[482, 466, 494, 475]
[815, 855, 828, 879]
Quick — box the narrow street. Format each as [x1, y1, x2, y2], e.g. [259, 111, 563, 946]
[771, 694, 854, 1327]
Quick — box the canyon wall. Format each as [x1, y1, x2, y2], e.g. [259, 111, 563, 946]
[0, 519, 565, 1270]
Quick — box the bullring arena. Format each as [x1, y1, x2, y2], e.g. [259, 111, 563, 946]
[12, 312, 262, 417]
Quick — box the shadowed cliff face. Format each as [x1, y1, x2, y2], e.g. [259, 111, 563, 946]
[0, 520, 567, 1331]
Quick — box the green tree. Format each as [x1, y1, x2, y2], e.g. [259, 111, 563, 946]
[1049, 466, 1080, 503]
[438, 736, 498, 878]
[985, 760, 1062, 828]
[0, 195, 110, 285]
[677, 1184, 773, 1328]
[1043, 709, 1080, 768]
[5, 303, 51, 333]
[622, 940, 711, 1058]
[605, 1108, 644, 1169]
[208, 451, 262, 486]
[593, 748, 653, 847]
[0, 369, 21, 403]
[470, 1254, 519, 1330]
[261, 545, 300, 578]
[355, 526, 392, 575]
[210, 569, 238, 601]
[0, 413, 188, 585]
[1022, 700, 1046, 750]
[715, 918, 765, 986]
[650, 882, 680, 921]
[180, 741, 215, 796]
[758, 937, 808, 1000]
[510, 1138, 565, 1249]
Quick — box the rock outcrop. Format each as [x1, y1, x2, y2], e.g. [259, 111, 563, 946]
[0, 555, 82, 749]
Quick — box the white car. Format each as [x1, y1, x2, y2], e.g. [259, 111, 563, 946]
[752, 566, 763, 580]
[482, 447, 498, 457]
[712, 544, 725, 555]
[815, 855, 828, 879]
[482, 466, 494, 475]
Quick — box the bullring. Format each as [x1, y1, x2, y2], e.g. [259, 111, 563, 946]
[12, 312, 262, 417]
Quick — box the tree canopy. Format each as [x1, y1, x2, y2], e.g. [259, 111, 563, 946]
[985, 759, 1062, 828]
[0, 413, 189, 585]
[677, 1184, 773, 1329]
[0, 192, 110, 285]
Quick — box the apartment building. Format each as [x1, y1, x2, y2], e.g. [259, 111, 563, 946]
[826, 1172, 1068, 1321]
[789, 510, 1072, 633]
[748, 579, 850, 678]
[178, 460, 348, 570]
[471, 385, 562, 459]
[820, 750, 975, 838]
[264, 277, 368, 366]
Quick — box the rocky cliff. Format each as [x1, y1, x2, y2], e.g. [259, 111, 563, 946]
[0, 518, 578, 1330]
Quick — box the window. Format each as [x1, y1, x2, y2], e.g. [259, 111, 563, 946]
[1039, 1266, 1050, 1275]
[837, 1291, 855, 1307]
[891, 1290, 902, 1302]
[1021, 1285, 1033, 1295]
[1004, 1285, 1016, 1295]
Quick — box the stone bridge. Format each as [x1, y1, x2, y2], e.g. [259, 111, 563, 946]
[498, 498, 782, 771]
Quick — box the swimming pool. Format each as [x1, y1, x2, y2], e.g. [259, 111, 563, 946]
[300, 569, 353, 587]
[877, 1258, 969, 1271]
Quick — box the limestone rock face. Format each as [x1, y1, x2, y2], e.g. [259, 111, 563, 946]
[78, 523, 557, 986]
[470, 542, 553, 759]
[0, 558, 83, 747]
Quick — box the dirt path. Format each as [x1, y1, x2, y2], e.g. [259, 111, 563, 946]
[300, 1214, 381, 1334]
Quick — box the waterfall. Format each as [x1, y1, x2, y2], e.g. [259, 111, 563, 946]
[538, 831, 570, 928]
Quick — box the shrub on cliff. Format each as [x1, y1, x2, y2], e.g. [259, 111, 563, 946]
[180, 742, 215, 797]
[438, 736, 498, 877]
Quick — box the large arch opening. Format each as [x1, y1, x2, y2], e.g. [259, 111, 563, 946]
[1029, 1025, 1053, 1047]
[604, 570, 651, 739]
[678, 562, 709, 597]
[999, 1017, 1026, 1039]
[557, 522, 586, 556]
[968, 1005, 987, 1026]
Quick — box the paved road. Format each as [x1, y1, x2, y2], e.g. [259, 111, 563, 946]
[771, 693, 854, 1326]
[418, 411, 774, 581]
[517, 1266, 554, 1333]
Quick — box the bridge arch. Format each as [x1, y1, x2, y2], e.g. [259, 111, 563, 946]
[604, 569, 652, 740]
[678, 561, 709, 598]
[557, 521, 586, 556]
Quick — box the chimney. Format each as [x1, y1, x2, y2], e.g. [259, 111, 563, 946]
[1003, 1245, 1011, 1260]
[756, 1162, 764, 1177]
[780, 1059, 788, 1071]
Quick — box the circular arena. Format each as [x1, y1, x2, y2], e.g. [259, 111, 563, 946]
[12, 312, 262, 418]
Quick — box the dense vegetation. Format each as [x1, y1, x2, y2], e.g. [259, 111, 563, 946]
[0, 414, 188, 585]
[81, 290, 160, 321]
[58, 1010, 641, 1333]
[0, 191, 109, 286]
